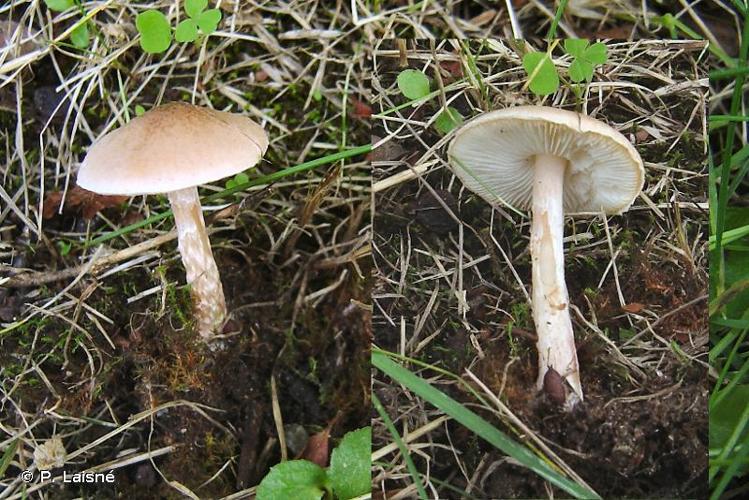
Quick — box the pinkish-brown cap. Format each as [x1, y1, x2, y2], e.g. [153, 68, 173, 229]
[78, 102, 269, 195]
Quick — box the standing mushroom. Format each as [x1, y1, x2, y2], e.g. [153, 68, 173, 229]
[447, 106, 643, 405]
[77, 102, 268, 339]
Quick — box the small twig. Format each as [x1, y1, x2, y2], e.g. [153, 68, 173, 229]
[3, 231, 177, 288]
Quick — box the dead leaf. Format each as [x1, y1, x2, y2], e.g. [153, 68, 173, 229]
[121, 210, 145, 226]
[299, 427, 330, 467]
[469, 9, 498, 26]
[371, 135, 406, 162]
[622, 303, 645, 314]
[43, 186, 128, 220]
[439, 60, 463, 79]
[351, 99, 371, 120]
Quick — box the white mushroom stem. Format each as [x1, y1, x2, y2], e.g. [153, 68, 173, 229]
[167, 187, 227, 339]
[530, 154, 583, 401]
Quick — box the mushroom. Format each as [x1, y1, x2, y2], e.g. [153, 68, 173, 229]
[447, 106, 643, 405]
[77, 102, 269, 339]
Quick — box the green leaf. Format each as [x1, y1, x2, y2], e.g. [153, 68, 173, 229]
[256, 460, 328, 500]
[711, 384, 749, 477]
[522, 52, 559, 96]
[135, 105, 146, 116]
[0, 439, 18, 478]
[328, 427, 371, 499]
[434, 107, 464, 135]
[584, 42, 608, 65]
[568, 59, 593, 83]
[712, 207, 749, 318]
[563, 39, 588, 58]
[44, 0, 74, 12]
[70, 22, 89, 49]
[57, 240, 72, 257]
[225, 172, 249, 190]
[396, 69, 431, 100]
[136, 10, 172, 54]
[175, 19, 199, 43]
[196, 9, 221, 34]
[184, 0, 208, 19]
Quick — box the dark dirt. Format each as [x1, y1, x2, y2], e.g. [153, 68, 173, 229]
[372, 40, 708, 499]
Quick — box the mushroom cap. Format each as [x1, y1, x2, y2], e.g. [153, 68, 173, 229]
[447, 106, 644, 214]
[78, 102, 269, 195]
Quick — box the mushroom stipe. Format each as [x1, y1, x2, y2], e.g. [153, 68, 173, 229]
[448, 106, 644, 408]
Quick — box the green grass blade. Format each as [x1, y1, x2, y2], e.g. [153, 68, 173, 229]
[546, 0, 569, 41]
[714, 7, 749, 295]
[371, 393, 428, 499]
[710, 114, 749, 123]
[710, 66, 749, 80]
[0, 438, 18, 478]
[372, 351, 601, 500]
[709, 224, 749, 251]
[710, 402, 749, 491]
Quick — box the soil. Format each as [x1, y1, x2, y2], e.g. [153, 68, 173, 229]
[372, 39, 708, 499]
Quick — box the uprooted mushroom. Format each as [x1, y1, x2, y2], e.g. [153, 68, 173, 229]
[447, 106, 644, 407]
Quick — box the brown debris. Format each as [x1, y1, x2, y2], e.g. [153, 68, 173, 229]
[351, 98, 372, 120]
[298, 427, 330, 467]
[42, 185, 128, 220]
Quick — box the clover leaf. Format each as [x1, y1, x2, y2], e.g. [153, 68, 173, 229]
[136, 10, 172, 54]
[564, 39, 608, 83]
[225, 172, 249, 190]
[196, 9, 221, 33]
[177, 0, 222, 43]
[522, 51, 559, 96]
[45, 0, 91, 49]
[175, 19, 199, 43]
[136, 2, 222, 54]
[434, 107, 464, 135]
[44, 0, 74, 11]
[70, 22, 89, 49]
[185, 0, 208, 18]
[397, 69, 431, 100]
